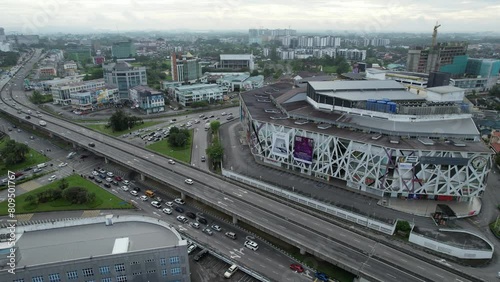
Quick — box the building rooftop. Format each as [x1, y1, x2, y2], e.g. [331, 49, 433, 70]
[7, 219, 182, 269]
[175, 83, 220, 91]
[317, 89, 424, 102]
[131, 85, 161, 94]
[220, 54, 253, 60]
[308, 80, 405, 91]
[427, 85, 465, 94]
[50, 78, 106, 89]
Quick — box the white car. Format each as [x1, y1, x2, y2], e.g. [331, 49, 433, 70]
[121, 186, 129, 192]
[162, 208, 172, 214]
[105, 177, 113, 182]
[106, 172, 114, 177]
[151, 201, 161, 208]
[91, 171, 99, 176]
[168, 159, 175, 165]
[211, 224, 222, 232]
[176, 215, 187, 223]
[140, 195, 148, 201]
[174, 198, 185, 205]
[221, 112, 226, 116]
[130, 190, 138, 196]
[190, 222, 200, 229]
[165, 201, 174, 207]
[123, 180, 129, 185]
[224, 265, 238, 278]
[58, 162, 67, 167]
[184, 179, 194, 185]
[48, 175, 57, 182]
[187, 244, 197, 254]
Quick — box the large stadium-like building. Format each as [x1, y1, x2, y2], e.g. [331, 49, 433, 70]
[240, 80, 491, 201]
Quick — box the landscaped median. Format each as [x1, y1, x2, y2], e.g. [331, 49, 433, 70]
[85, 120, 163, 137]
[147, 129, 193, 163]
[0, 136, 49, 176]
[0, 174, 134, 215]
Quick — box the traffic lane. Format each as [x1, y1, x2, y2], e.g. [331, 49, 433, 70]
[114, 188, 310, 282]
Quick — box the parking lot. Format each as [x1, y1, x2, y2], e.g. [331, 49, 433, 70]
[189, 253, 259, 282]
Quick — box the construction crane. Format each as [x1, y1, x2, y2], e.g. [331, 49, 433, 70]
[432, 21, 441, 47]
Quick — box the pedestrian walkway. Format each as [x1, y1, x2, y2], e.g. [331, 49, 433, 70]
[378, 197, 482, 218]
[17, 180, 42, 194]
[15, 213, 33, 222]
[81, 210, 101, 218]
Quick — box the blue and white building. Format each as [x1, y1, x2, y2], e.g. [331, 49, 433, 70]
[129, 85, 165, 114]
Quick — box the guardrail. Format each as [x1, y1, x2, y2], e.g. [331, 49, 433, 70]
[221, 168, 397, 236]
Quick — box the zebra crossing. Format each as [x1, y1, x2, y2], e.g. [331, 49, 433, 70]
[81, 210, 101, 218]
[15, 213, 33, 222]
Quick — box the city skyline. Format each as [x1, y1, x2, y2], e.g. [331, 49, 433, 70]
[1, 0, 499, 34]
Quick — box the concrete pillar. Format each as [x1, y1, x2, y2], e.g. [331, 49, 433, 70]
[140, 173, 145, 181]
[232, 216, 238, 224]
[104, 157, 109, 164]
[49, 132, 53, 138]
[72, 143, 77, 149]
[180, 192, 185, 200]
[32, 125, 36, 130]
[299, 247, 306, 255]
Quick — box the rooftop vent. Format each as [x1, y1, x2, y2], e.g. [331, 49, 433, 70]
[265, 109, 280, 113]
[270, 116, 287, 120]
[371, 134, 382, 140]
[317, 124, 332, 130]
[418, 138, 435, 146]
[389, 137, 400, 144]
[257, 99, 271, 103]
[294, 120, 309, 125]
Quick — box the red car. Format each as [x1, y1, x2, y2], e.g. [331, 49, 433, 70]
[114, 176, 123, 181]
[289, 263, 304, 273]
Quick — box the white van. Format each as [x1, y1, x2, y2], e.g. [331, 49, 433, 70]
[67, 152, 76, 159]
[244, 240, 259, 251]
[224, 264, 238, 279]
[37, 163, 47, 169]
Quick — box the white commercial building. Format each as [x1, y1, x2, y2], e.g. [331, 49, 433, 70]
[220, 54, 255, 71]
[129, 85, 165, 114]
[174, 84, 224, 107]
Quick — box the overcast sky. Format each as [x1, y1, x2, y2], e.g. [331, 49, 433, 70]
[1, 0, 499, 34]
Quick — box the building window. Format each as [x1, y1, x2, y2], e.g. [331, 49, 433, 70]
[13, 279, 25, 282]
[99, 266, 110, 275]
[170, 256, 180, 264]
[115, 263, 125, 272]
[130, 261, 139, 265]
[144, 258, 155, 263]
[171, 267, 181, 275]
[116, 275, 127, 282]
[32, 277, 44, 282]
[132, 272, 142, 276]
[86, 281, 95, 282]
[48, 273, 61, 282]
[161, 269, 168, 277]
[101, 279, 112, 282]
[146, 270, 156, 274]
[67, 271, 78, 280]
[160, 258, 166, 266]
[82, 268, 94, 277]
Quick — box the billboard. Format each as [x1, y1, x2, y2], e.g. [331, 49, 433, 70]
[271, 132, 289, 158]
[293, 136, 314, 164]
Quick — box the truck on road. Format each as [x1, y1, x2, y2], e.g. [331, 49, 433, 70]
[205, 123, 210, 131]
[39, 120, 47, 126]
[145, 190, 155, 198]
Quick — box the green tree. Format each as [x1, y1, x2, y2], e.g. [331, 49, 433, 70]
[210, 121, 221, 133]
[58, 178, 69, 190]
[107, 110, 143, 132]
[25, 194, 38, 206]
[168, 128, 190, 147]
[489, 85, 500, 97]
[396, 220, 411, 233]
[191, 101, 209, 108]
[29, 90, 52, 104]
[250, 70, 259, 76]
[62, 187, 94, 204]
[336, 61, 351, 75]
[0, 140, 30, 165]
[206, 140, 224, 167]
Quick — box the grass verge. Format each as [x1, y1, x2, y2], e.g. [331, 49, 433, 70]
[146, 130, 193, 163]
[0, 174, 134, 215]
[86, 120, 164, 137]
[0, 136, 50, 176]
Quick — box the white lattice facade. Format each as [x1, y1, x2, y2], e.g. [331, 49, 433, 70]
[244, 119, 490, 200]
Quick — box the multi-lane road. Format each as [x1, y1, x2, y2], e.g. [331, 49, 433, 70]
[0, 50, 482, 282]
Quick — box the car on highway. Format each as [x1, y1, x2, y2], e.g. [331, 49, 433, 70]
[162, 208, 172, 214]
[133, 187, 141, 192]
[114, 176, 122, 181]
[106, 172, 114, 177]
[193, 249, 208, 262]
[168, 159, 175, 164]
[98, 169, 106, 174]
[106, 177, 113, 182]
[91, 171, 99, 176]
[165, 201, 174, 207]
[151, 201, 161, 208]
[187, 244, 197, 254]
[104, 183, 111, 188]
[123, 180, 129, 185]
[202, 228, 213, 236]
[184, 179, 194, 185]
[224, 264, 238, 278]
[140, 195, 148, 201]
[174, 198, 185, 205]
[25, 115, 30, 119]
[211, 224, 222, 232]
[130, 190, 138, 196]
[190, 222, 200, 229]
[99, 174, 106, 179]
[186, 212, 196, 219]
[244, 240, 259, 251]
[80, 155, 88, 159]
[221, 112, 226, 116]
[95, 178, 103, 184]
[197, 217, 207, 224]
[58, 162, 67, 167]
[112, 181, 119, 186]
[33, 168, 42, 173]
[201, 156, 206, 162]
[121, 186, 129, 191]
[225, 232, 237, 240]
[48, 175, 57, 182]
[174, 207, 184, 213]
[155, 197, 163, 203]
[227, 116, 234, 120]
[88, 142, 95, 147]
[176, 215, 188, 223]
[315, 272, 329, 282]
[289, 264, 304, 273]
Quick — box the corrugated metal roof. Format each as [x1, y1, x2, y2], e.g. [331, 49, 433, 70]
[427, 85, 465, 94]
[308, 80, 405, 91]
